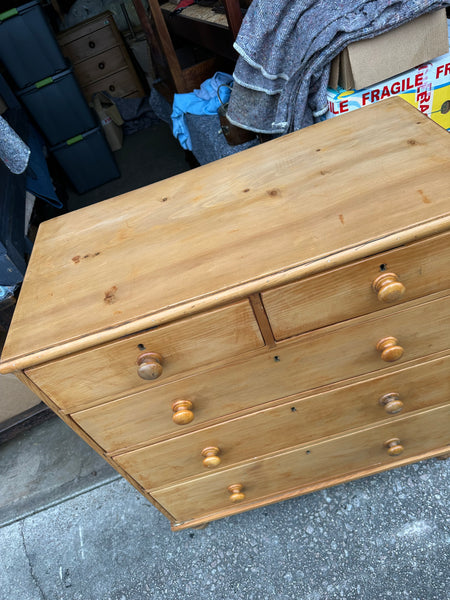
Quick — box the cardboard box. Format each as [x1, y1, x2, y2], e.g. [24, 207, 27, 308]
[92, 92, 124, 152]
[325, 42, 450, 131]
[329, 9, 449, 90]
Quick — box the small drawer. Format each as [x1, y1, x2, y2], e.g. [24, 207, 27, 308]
[59, 25, 118, 64]
[73, 46, 129, 86]
[262, 232, 450, 340]
[111, 354, 450, 489]
[81, 69, 141, 101]
[73, 296, 449, 451]
[26, 301, 264, 412]
[152, 404, 450, 522]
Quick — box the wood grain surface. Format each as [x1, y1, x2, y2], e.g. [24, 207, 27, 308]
[262, 231, 450, 339]
[152, 404, 450, 521]
[113, 355, 450, 489]
[2, 98, 449, 372]
[26, 301, 263, 410]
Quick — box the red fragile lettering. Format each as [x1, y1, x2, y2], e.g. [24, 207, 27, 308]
[436, 63, 450, 79]
[361, 75, 417, 106]
[362, 92, 371, 105]
[414, 72, 424, 87]
[417, 90, 431, 103]
[328, 99, 349, 114]
[328, 100, 339, 114]
[380, 85, 391, 99]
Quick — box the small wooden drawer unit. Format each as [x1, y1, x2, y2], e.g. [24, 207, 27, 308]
[1, 98, 449, 530]
[57, 11, 144, 101]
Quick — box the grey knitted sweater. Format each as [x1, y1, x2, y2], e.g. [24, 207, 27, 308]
[227, 0, 450, 133]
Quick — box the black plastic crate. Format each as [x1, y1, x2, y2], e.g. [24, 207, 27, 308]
[50, 126, 120, 194]
[18, 67, 97, 146]
[0, 1, 66, 88]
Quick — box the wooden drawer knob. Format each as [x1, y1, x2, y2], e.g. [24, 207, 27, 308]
[372, 272, 406, 303]
[378, 392, 404, 414]
[376, 336, 404, 362]
[137, 352, 163, 380]
[172, 399, 194, 425]
[201, 446, 221, 468]
[384, 437, 404, 456]
[228, 483, 245, 503]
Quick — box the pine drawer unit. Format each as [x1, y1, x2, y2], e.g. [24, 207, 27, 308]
[1, 97, 449, 530]
[57, 11, 144, 101]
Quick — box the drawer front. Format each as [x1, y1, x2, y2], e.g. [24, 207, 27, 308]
[59, 26, 118, 65]
[57, 13, 115, 46]
[74, 294, 450, 451]
[112, 355, 450, 489]
[27, 301, 264, 412]
[152, 404, 450, 522]
[81, 69, 141, 100]
[73, 46, 128, 86]
[262, 232, 450, 340]
[73, 295, 450, 449]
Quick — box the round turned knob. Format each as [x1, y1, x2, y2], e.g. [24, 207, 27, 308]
[109, 84, 116, 92]
[172, 400, 194, 425]
[376, 337, 404, 362]
[201, 446, 221, 468]
[378, 392, 404, 415]
[98, 61, 105, 69]
[88, 40, 95, 48]
[136, 351, 163, 380]
[227, 483, 245, 503]
[372, 272, 406, 303]
[384, 437, 404, 456]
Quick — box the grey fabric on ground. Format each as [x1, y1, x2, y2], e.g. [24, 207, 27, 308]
[185, 113, 258, 164]
[227, 0, 450, 134]
[110, 95, 160, 135]
[0, 115, 30, 174]
[149, 88, 173, 124]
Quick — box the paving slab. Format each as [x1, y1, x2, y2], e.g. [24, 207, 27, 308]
[0, 457, 448, 600]
[0, 418, 117, 528]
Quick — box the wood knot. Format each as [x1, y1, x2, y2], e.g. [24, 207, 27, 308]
[104, 285, 118, 304]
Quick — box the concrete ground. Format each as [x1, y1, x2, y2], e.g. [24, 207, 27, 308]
[0, 417, 449, 600]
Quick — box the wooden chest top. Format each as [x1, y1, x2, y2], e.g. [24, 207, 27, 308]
[1, 98, 449, 372]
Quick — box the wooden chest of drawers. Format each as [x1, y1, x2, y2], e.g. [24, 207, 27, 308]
[1, 98, 449, 530]
[57, 11, 144, 101]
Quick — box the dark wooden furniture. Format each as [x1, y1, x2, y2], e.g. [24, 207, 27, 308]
[133, 0, 244, 94]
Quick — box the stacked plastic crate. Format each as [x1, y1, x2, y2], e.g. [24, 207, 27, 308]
[0, 1, 120, 193]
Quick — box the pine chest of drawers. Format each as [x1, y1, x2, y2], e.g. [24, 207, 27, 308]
[57, 11, 144, 101]
[1, 98, 449, 530]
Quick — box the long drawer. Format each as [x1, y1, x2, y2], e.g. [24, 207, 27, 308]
[72, 295, 449, 446]
[152, 404, 450, 522]
[59, 25, 118, 65]
[26, 301, 264, 412]
[81, 69, 141, 100]
[73, 45, 129, 86]
[112, 354, 450, 489]
[262, 231, 450, 340]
